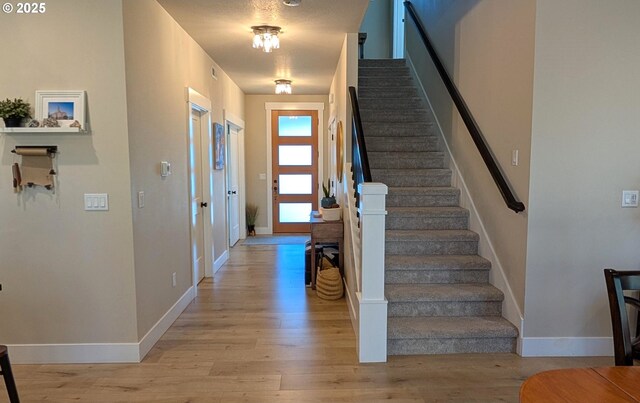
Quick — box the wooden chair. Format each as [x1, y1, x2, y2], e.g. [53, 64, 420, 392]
[604, 269, 640, 366]
[0, 345, 20, 402]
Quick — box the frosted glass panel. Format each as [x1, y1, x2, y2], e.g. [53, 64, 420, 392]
[278, 116, 312, 137]
[279, 174, 312, 195]
[279, 145, 312, 166]
[279, 203, 312, 223]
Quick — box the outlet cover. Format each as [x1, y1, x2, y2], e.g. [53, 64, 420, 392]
[622, 190, 639, 207]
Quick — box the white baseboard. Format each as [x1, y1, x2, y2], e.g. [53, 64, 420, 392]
[214, 250, 229, 274]
[521, 337, 613, 357]
[406, 54, 524, 339]
[255, 226, 271, 235]
[8, 286, 196, 364]
[138, 286, 196, 360]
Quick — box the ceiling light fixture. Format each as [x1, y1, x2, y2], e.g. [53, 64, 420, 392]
[275, 79, 292, 94]
[251, 25, 281, 53]
[283, 0, 302, 6]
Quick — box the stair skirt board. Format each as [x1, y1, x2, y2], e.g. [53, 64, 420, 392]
[359, 58, 518, 355]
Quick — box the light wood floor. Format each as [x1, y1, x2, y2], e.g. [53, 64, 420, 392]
[4, 244, 611, 402]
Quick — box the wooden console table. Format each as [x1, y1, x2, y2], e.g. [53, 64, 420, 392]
[520, 367, 640, 402]
[310, 211, 344, 290]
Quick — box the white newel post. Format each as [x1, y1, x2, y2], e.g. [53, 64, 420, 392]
[357, 182, 388, 362]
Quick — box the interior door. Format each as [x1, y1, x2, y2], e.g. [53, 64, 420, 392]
[271, 110, 318, 233]
[227, 124, 240, 246]
[190, 109, 205, 284]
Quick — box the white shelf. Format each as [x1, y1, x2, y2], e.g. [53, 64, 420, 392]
[0, 127, 84, 134]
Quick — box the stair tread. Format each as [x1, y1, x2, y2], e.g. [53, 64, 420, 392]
[388, 316, 518, 339]
[387, 206, 468, 217]
[387, 186, 459, 195]
[386, 255, 491, 271]
[386, 229, 478, 241]
[372, 168, 450, 175]
[386, 283, 504, 302]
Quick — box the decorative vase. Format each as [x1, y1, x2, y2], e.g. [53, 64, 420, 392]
[247, 225, 256, 236]
[3, 117, 23, 127]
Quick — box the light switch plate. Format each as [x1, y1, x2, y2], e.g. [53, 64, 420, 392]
[160, 161, 171, 177]
[84, 193, 109, 211]
[138, 191, 145, 208]
[622, 190, 639, 208]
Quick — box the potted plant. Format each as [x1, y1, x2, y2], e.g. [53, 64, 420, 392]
[246, 203, 258, 236]
[0, 98, 32, 127]
[320, 179, 341, 221]
[321, 179, 336, 208]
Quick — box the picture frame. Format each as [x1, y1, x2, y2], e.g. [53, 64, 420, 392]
[35, 90, 86, 129]
[214, 122, 224, 170]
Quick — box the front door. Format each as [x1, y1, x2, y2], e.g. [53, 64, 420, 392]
[271, 110, 318, 233]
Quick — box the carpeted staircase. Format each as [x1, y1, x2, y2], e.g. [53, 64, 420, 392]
[358, 58, 518, 355]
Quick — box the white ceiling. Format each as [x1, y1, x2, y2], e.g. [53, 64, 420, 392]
[158, 0, 370, 95]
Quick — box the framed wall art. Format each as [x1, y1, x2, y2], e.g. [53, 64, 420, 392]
[35, 90, 86, 129]
[214, 122, 224, 170]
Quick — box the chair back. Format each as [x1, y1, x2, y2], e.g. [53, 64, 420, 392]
[604, 268, 640, 366]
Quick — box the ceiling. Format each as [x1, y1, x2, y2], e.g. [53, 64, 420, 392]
[158, 0, 370, 95]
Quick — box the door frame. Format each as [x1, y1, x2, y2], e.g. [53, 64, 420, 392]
[186, 88, 214, 292]
[264, 102, 324, 235]
[223, 109, 246, 245]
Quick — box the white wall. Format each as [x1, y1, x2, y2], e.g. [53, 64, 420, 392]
[122, 0, 245, 338]
[524, 0, 640, 341]
[0, 0, 138, 345]
[404, 0, 535, 312]
[359, 0, 393, 59]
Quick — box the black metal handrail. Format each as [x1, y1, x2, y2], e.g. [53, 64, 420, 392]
[404, 1, 525, 213]
[349, 86, 372, 205]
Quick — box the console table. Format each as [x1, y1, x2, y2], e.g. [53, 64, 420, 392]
[310, 211, 344, 290]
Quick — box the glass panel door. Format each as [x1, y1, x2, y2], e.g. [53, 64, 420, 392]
[272, 110, 318, 233]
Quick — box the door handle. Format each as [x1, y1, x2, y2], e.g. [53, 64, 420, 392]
[232, 191, 237, 194]
[227, 191, 231, 195]
[200, 202, 208, 208]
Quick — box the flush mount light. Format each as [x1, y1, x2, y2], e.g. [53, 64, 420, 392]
[283, 0, 302, 6]
[275, 79, 292, 94]
[251, 25, 281, 53]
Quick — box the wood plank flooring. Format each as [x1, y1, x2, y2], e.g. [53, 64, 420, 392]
[3, 244, 611, 402]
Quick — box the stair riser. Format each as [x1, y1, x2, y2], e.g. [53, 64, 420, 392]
[386, 216, 468, 230]
[386, 194, 460, 207]
[359, 98, 423, 109]
[385, 269, 490, 284]
[388, 338, 516, 355]
[386, 239, 478, 255]
[367, 139, 440, 152]
[360, 108, 430, 117]
[359, 60, 407, 68]
[388, 301, 502, 317]
[360, 113, 432, 123]
[359, 78, 414, 87]
[359, 89, 419, 98]
[364, 126, 436, 138]
[369, 156, 445, 169]
[359, 69, 410, 77]
[372, 172, 451, 187]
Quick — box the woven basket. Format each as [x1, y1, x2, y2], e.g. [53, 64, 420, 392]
[316, 263, 343, 300]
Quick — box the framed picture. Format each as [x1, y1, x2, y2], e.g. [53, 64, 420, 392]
[214, 122, 224, 170]
[35, 90, 86, 128]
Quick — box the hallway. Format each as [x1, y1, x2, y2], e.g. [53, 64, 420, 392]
[5, 243, 610, 402]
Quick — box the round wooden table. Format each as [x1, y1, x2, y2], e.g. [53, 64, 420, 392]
[520, 367, 640, 402]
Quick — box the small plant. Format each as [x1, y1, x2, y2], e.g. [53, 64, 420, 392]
[0, 98, 32, 120]
[246, 203, 258, 236]
[321, 179, 337, 208]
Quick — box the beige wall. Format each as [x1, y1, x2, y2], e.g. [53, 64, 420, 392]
[0, 0, 138, 343]
[360, 0, 393, 59]
[244, 94, 329, 230]
[405, 0, 536, 311]
[123, 0, 245, 337]
[524, 0, 640, 337]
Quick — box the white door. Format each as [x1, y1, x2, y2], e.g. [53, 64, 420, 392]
[227, 125, 240, 246]
[190, 109, 205, 284]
